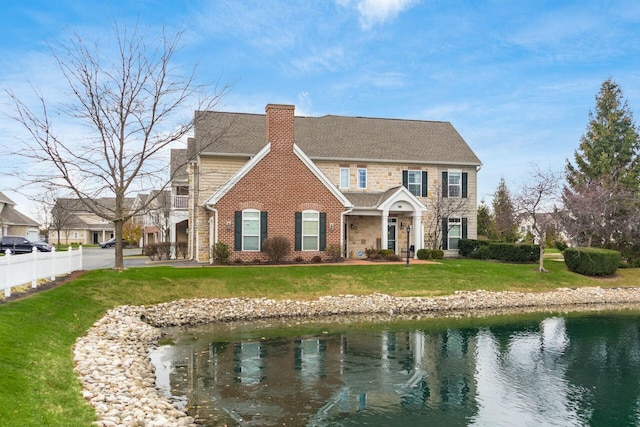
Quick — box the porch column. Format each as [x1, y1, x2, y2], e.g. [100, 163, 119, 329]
[412, 214, 422, 258]
[381, 213, 389, 251]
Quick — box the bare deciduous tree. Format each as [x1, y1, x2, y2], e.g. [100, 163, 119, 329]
[562, 177, 640, 249]
[424, 179, 469, 250]
[515, 165, 562, 273]
[6, 24, 231, 269]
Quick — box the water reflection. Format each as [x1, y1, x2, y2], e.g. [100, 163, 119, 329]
[151, 311, 640, 426]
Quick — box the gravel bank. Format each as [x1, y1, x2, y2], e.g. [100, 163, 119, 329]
[74, 287, 640, 426]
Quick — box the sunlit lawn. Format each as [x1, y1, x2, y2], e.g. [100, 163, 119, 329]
[0, 258, 638, 426]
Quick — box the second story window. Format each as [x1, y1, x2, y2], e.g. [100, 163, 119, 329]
[340, 168, 350, 189]
[448, 171, 462, 198]
[357, 168, 367, 189]
[403, 170, 427, 197]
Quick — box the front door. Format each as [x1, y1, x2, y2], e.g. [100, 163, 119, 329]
[387, 218, 397, 253]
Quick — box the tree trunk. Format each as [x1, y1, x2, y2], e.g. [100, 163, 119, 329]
[114, 218, 125, 270]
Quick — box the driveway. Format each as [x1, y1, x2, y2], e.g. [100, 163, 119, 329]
[83, 247, 195, 270]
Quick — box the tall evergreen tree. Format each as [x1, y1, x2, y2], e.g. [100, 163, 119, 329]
[566, 78, 640, 189]
[492, 178, 518, 243]
[477, 201, 495, 239]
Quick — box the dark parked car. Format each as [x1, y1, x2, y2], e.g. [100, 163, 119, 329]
[0, 236, 36, 254]
[31, 241, 52, 252]
[99, 237, 116, 248]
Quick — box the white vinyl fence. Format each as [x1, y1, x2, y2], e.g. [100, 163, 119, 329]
[0, 246, 83, 297]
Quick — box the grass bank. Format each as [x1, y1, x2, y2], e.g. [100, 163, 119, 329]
[0, 259, 638, 426]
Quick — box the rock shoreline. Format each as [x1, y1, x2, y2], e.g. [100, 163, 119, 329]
[74, 287, 640, 426]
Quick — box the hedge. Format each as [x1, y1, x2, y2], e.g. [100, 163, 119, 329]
[417, 249, 444, 260]
[564, 247, 621, 276]
[458, 239, 538, 263]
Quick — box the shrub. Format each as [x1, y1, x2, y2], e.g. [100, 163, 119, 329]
[554, 241, 568, 252]
[325, 243, 343, 262]
[144, 243, 158, 260]
[430, 249, 444, 259]
[294, 256, 304, 263]
[488, 242, 538, 263]
[384, 254, 402, 261]
[211, 242, 230, 265]
[416, 249, 431, 260]
[365, 246, 379, 258]
[458, 239, 482, 257]
[157, 242, 172, 260]
[175, 242, 188, 259]
[232, 258, 244, 264]
[262, 236, 291, 263]
[564, 247, 621, 276]
[473, 246, 491, 260]
[311, 255, 323, 263]
[379, 249, 394, 257]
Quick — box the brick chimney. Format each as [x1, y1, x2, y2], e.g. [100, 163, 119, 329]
[266, 104, 295, 152]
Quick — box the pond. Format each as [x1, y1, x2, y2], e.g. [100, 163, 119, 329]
[151, 309, 640, 426]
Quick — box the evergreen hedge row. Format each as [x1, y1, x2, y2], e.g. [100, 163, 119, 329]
[564, 247, 621, 276]
[458, 239, 539, 263]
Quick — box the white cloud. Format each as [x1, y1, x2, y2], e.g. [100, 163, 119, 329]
[341, 0, 418, 30]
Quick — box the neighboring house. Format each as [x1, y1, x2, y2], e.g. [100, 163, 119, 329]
[50, 197, 134, 245]
[132, 190, 171, 247]
[0, 191, 40, 241]
[518, 212, 568, 245]
[175, 104, 482, 263]
[169, 148, 189, 248]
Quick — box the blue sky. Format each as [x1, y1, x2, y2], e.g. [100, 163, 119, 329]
[2, 0, 640, 220]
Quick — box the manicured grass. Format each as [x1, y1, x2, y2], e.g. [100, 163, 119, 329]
[0, 259, 638, 426]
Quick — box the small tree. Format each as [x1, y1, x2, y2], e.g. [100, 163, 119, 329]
[6, 24, 231, 270]
[424, 179, 469, 249]
[492, 178, 519, 242]
[515, 165, 562, 272]
[477, 200, 495, 239]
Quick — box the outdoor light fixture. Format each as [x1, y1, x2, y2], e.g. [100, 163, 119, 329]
[226, 221, 232, 230]
[329, 223, 335, 231]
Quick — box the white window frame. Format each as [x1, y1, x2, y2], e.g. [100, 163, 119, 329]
[448, 170, 462, 198]
[340, 167, 350, 189]
[408, 170, 422, 197]
[242, 209, 261, 251]
[357, 168, 367, 189]
[448, 217, 462, 250]
[302, 210, 319, 251]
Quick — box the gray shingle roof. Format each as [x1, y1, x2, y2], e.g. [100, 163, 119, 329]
[193, 110, 481, 166]
[0, 203, 39, 227]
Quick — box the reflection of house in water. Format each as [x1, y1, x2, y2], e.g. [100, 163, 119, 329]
[159, 329, 480, 426]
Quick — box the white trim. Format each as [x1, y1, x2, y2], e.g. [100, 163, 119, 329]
[301, 210, 320, 251]
[241, 209, 261, 252]
[377, 186, 427, 214]
[203, 143, 272, 207]
[293, 144, 353, 207]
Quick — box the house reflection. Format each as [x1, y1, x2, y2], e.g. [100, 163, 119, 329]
[159, 328, 479, 426]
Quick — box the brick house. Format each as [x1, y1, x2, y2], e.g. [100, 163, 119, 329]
[177, 104, 481, 263]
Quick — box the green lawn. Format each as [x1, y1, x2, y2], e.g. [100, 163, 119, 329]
[0, 259, 638, 426]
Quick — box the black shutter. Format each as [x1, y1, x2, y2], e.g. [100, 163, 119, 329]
[442, 171, 448, 198]
[442, 217, 448, 250]
[295, 212, 302, 251]
[234, 211, 242, 251]
[319, 213, 327, 251]
[462, 172, 468, 198]
[260, 211, 268, 249]
[462, 217, 468, 239]
[402, 170, 408, 189]
[421, 171, 428, 197]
